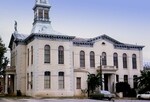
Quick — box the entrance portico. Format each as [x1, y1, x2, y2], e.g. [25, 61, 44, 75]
[4, 67, 16, 95]
[98, 65, 117, 92]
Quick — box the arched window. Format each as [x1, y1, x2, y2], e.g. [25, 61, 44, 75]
[44, 71, 51, 89]
[123, 53, 127, 68]
[90, 51, 95, 67]
[113, 53, 118, 68]
[58, 72, 64, 89]
[31, 46, 33, 65]
[132, 54, 137, 69]
[58, 46, 64, 64]
[102, 52, 107, 66]
[27, 49, 29, 66]
[80, 51, 85, 67]
[44, 45, 50, 63]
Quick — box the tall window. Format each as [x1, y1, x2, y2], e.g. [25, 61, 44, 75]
[58, 46, 64, 64]
[27, 73, 29, 90]
[80, 51, 85, 67]
[58, 72, 64, 89]
[124, 75, 128, 83]
[31, 46, 33, 65]
[28, 49, 29, 66]
[31, 72, 33, 89]
[102, 52, 107, 66]
[133, 75, 138, 88]
[44, 71, 51, 89]
[116, 74, 119, 82]
[44, 10, 49, 19]
[123, 53, 127, 68]
[113, 53, 118, 68]
[90, 51, 95, 67]
[44, 45, 50, 63]
[76, 77, 81, 89]
[132, 54, 137, 69]
[39, 9, 43, 19]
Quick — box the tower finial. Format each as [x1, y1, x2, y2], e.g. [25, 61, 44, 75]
[14, 20, 17, 32]
[35, 0, 49, 5]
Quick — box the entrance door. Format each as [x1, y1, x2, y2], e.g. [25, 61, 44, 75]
[104, 74, 108, 90]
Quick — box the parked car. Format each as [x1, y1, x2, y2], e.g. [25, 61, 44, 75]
[137, 91, 150, 99]
[100, 90, 116, 100]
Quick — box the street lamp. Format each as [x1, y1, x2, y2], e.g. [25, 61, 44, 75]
[100, 55, 103, 90]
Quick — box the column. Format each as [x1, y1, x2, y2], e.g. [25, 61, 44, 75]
[102, 74, 105, 90]
[5, 74, 8, 94]
[112, 74, 116, 92]
[14, 74, 17, 94]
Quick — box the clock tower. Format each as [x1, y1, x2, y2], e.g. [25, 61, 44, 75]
[31, 0, 57, 34]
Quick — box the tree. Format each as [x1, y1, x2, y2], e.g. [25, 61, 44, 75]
[0, 37, 8, 75]
[87, 71, 103, 96]
[135, 70, 150, 93]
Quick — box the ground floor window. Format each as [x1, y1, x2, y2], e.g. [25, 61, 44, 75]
[27, 73, 29, 90]
[76, 77, 81, 89]
[58, 72, 64, 89]
[124, 75, 128, 83]
[44, 71, 51, 89]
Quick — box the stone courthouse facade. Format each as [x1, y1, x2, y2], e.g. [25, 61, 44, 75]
[7, 0, 144, 97]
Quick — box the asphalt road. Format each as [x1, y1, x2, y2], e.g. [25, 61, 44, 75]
[0, 99, 149, 102]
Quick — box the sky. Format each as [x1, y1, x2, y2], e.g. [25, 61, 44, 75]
[0, 0, 150, 62]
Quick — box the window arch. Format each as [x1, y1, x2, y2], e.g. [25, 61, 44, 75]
[44, 45, 50, 63]
[132, 54, 137, 69]
[58, 46, 64, 64]
[102, 52, 107, 66]
[44, 71, 51, 89]
[80, 51, 85, 67]
[113, 53, 118, 68]
[58, 72, 64, 89]
[123, 53, 127, 68]
[90, 51, 95, 67]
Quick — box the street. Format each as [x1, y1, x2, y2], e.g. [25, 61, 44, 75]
[0, 99, 149, 102]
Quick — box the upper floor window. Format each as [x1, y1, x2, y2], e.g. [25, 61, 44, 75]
[90, 51, 95, 67]
[58, 72, 64, 89]
[44, 45, 50, 63]
[132, 54, 137, 69]
[123, 53, 127, 68]
[80, 51, 85, 67]
[58, 46, 64, 64]
[31, 46, 33, 65]
[102, 52, 107, 66]
[113, 53, 118, 68]
[27, 49, 29, 66]
[44, 71, 51, 89]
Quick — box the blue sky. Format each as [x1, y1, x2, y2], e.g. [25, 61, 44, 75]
[0, 0, 150, 62]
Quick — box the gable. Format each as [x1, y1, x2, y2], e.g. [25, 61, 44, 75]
[8, 33, 28, 50]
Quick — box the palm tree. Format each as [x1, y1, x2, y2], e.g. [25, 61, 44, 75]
[135, 70, 150, 93]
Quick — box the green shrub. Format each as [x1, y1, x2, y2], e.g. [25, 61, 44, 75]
[89, 93, 104, 100]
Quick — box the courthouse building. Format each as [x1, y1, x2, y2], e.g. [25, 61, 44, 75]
[7, 0, 144, 97]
